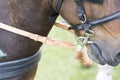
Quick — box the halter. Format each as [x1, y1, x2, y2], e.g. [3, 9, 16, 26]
[56, 0, 120, 50]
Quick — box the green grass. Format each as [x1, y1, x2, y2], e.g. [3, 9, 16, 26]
[34, 22, 120, 80]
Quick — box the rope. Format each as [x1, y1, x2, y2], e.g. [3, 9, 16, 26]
[0, 22, 74, 49]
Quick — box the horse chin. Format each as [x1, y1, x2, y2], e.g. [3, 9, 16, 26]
[106, 61, 119, 66]
[87, 43, 120, 66]
[87, 43, 106, 65]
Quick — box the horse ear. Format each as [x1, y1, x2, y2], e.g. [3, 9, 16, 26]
[84, 0, 104, 4]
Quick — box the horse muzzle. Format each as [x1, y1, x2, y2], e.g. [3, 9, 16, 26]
[87, 43, 120, 66]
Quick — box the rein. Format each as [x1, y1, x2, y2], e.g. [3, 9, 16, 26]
[0, 22, 74, 49]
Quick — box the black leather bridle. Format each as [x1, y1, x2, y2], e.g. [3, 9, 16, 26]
[55, 0, 120, 65]
[56, 0, 120, 33]
[55, 0, 120, 46]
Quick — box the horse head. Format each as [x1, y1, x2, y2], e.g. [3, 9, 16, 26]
[52, 0, 120, 66]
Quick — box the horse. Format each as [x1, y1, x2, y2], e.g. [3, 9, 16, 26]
[58, 0, 120, 66]
[55, 0, 120, 66]
[0, 0, 58, 80]
[0, 0, 120, 80]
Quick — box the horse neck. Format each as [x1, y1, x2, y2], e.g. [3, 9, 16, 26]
[8, 0, 58, 36]
[0, 0, 9, 24]
[0, 0, 58, 61]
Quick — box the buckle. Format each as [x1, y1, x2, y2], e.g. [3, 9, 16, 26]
[80, 14, 87, 24]
[76, 30, 94, 51]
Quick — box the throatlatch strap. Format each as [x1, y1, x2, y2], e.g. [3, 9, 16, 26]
[85, 0, 104, 4]
[56, 0, 64, 13]
[75, 0, 86, 22]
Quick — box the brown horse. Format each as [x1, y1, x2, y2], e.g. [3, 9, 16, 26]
[59, 0, 120, 66]
[0, 0, 57, 80]
[0, 0, 120, 80]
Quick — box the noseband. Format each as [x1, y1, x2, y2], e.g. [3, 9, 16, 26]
[55, 0, 120, 49]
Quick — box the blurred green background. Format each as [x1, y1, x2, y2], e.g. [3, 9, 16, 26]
[34, 18, 120, 80]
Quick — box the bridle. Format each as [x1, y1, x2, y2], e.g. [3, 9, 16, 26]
[55, 0, 120, 65]
[55, 0, 120, 50]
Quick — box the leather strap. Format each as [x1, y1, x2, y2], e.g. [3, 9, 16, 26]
[69, 0, 120, 32]
[69, 11, 120, 30]
[85, 0, 104, 4]
[0, 50, 41, 79]
[75, 0, 86, 23]
[56, 0, 64, 13]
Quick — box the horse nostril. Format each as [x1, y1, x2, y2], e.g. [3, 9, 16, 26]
[116, 52, 120, 62]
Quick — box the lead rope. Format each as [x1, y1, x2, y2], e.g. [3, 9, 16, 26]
[74, 0, 94, 51]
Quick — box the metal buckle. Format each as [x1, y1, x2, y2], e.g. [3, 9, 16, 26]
[80, 14, 87, 24]
[76, 30, 94, 51]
